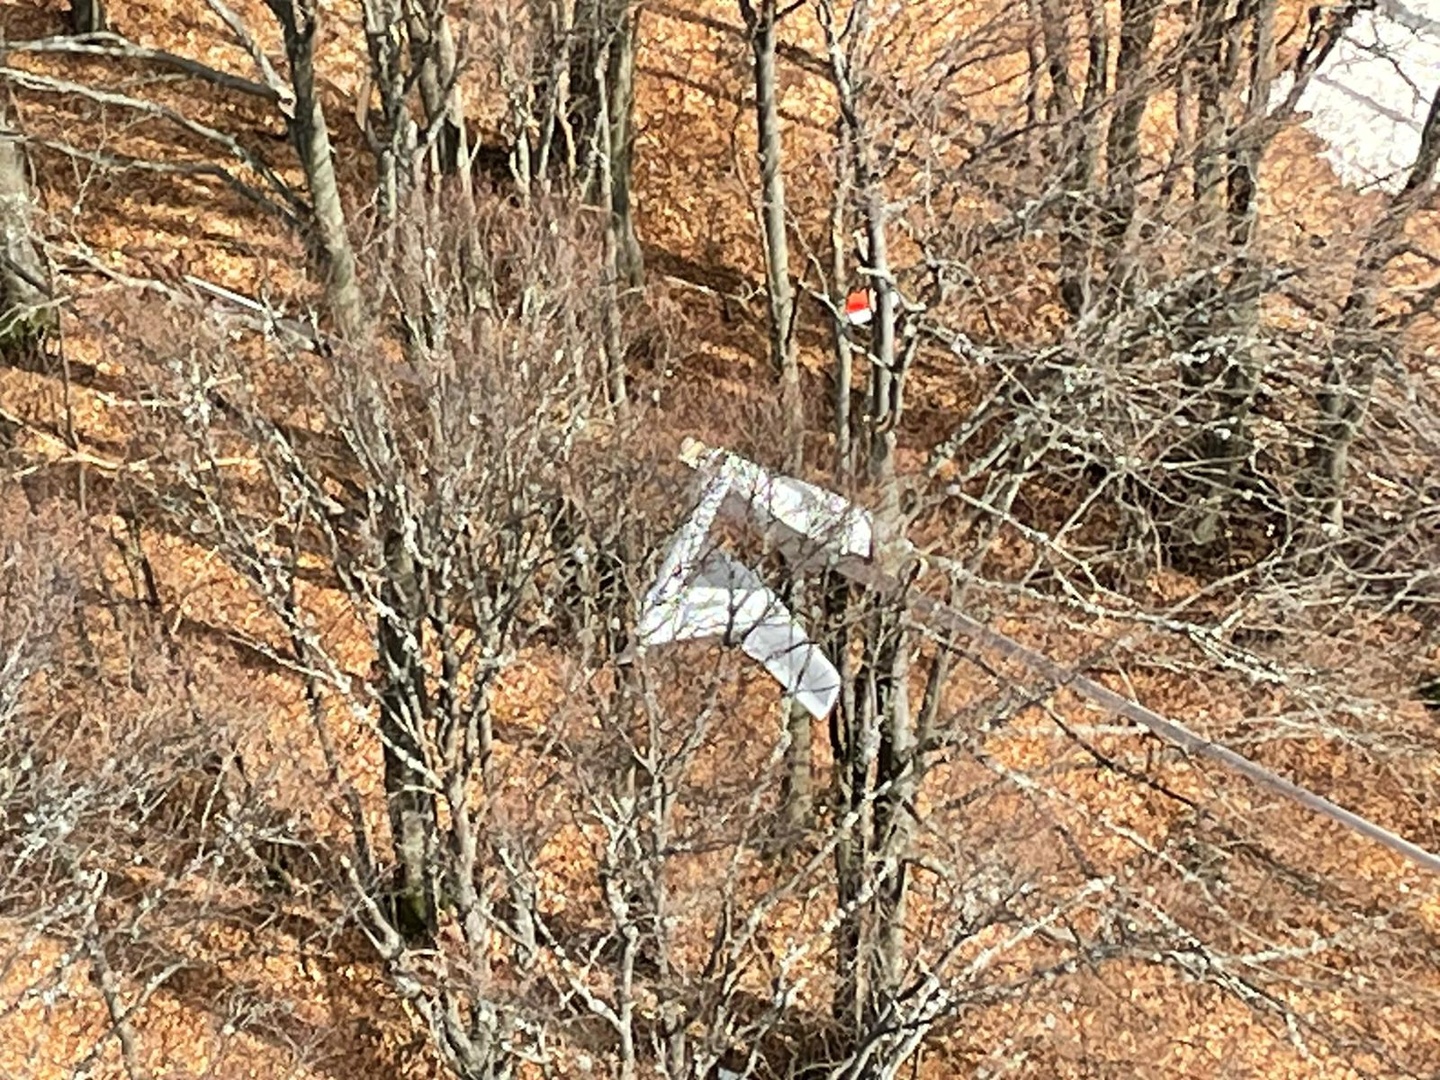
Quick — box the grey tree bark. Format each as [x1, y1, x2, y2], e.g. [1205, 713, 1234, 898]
[0, 100, 50, 356]
[1310, 85, 1440, 531]
[603, 5, 643, 290]
[69, 0, 107, 34]
[1101, 0, 1160, 295]
[1037, 0, 1106, 317]
[1188, 0, 1278, 545]
[378, 523, 439, 942]
[265, 0, 365, 340]
[816, 0, 918, 1038]
[740, 0, 804, 471]
[595, 35, 630, 411]
[406, 3, 464, 176]
[829, 121, 856, 479]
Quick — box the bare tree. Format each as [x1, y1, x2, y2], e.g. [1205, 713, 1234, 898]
[263, 0, 366, 338]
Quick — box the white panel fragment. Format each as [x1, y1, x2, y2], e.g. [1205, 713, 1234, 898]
[638, 551, 840, 720]
[1277, 5, 1440, 191]
[638, 441, 870, 717]
[683, 441, 873, 560]
[643, 470, 734, 613]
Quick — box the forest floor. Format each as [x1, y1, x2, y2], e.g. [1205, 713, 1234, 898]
[1, 0, 1439, 1077]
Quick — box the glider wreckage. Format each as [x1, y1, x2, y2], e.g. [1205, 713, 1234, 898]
[636, 438, 872, 720]
[636, 440, 1440, 876]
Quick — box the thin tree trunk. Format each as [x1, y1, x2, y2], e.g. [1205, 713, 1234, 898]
[1311, 85, 1440, 530]
[69, 0, 106, 33]
[781, 698, 813, 836]
[1190, 0, 1231, 222]
[861, 183, 897, 490]
[595, 41, 630, 411]
[743, 0, 803, 470]
[407, 4, 464, 175]
[1038, 0, 1104, 316]
[361, 0, 413, 224]
[378, 523, 439, 942]
[816, 3, 918, 1040]
[1190, 0, 1277, 543]
[1102, 0, 1160, 290]
[829, 119, 855, 480]
[569, 0, 643, 289]
[867, 610, 912, 1024]
[606, 4, 644, 288]
[267, 0, 365, 339]
[0, 105, 50, 355]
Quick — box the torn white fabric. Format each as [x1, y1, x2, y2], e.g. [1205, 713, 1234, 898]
[638, 551, 840, 720]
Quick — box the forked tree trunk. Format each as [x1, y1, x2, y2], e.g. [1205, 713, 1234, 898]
[407, 5, 464, 175]
[360, 0, 415, 223]
[569, 0, 644, 287]
[1190, 0, 1277, 544]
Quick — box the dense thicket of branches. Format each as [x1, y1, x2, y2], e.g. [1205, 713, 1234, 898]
[0, 0, 1437, 1078]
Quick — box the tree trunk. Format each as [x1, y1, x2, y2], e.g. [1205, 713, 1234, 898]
[605, 5, 644, 289]
[568, 0, 644, 287]
[595, 36, 630, 411]
[406, 5, 464, 175]
[743, 0, 804, 470]
[1190, 0, 1277, 544]
[1310, 85, 1440, 530]
[268, 0, 365, 339]
[360, 0, 414, 223]
[829, 120, 855, 479]
[0, 103, 51, 357]
[69, 0, 106, 33]
[861, 184, 898, 489]
[1101, 0, 1160, 283]
[781, 698, 813, 837]
[1038, 0, 1105, 316]
[867, 610, 912, 1024]
[378, 522, 438, 943]
[1189, 0, 1231, 222]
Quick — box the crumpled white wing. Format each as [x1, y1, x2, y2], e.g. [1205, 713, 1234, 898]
[642, 470, 733, 616]
[738, 608, 841, 721]
[638, 552, 840, 719]
[637, 551, 768, 646]
[688, 446, 872, 559]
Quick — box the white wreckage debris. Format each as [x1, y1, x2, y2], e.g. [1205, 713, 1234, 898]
[637, 441, 874, 719]
[676, 437, 874, 560]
